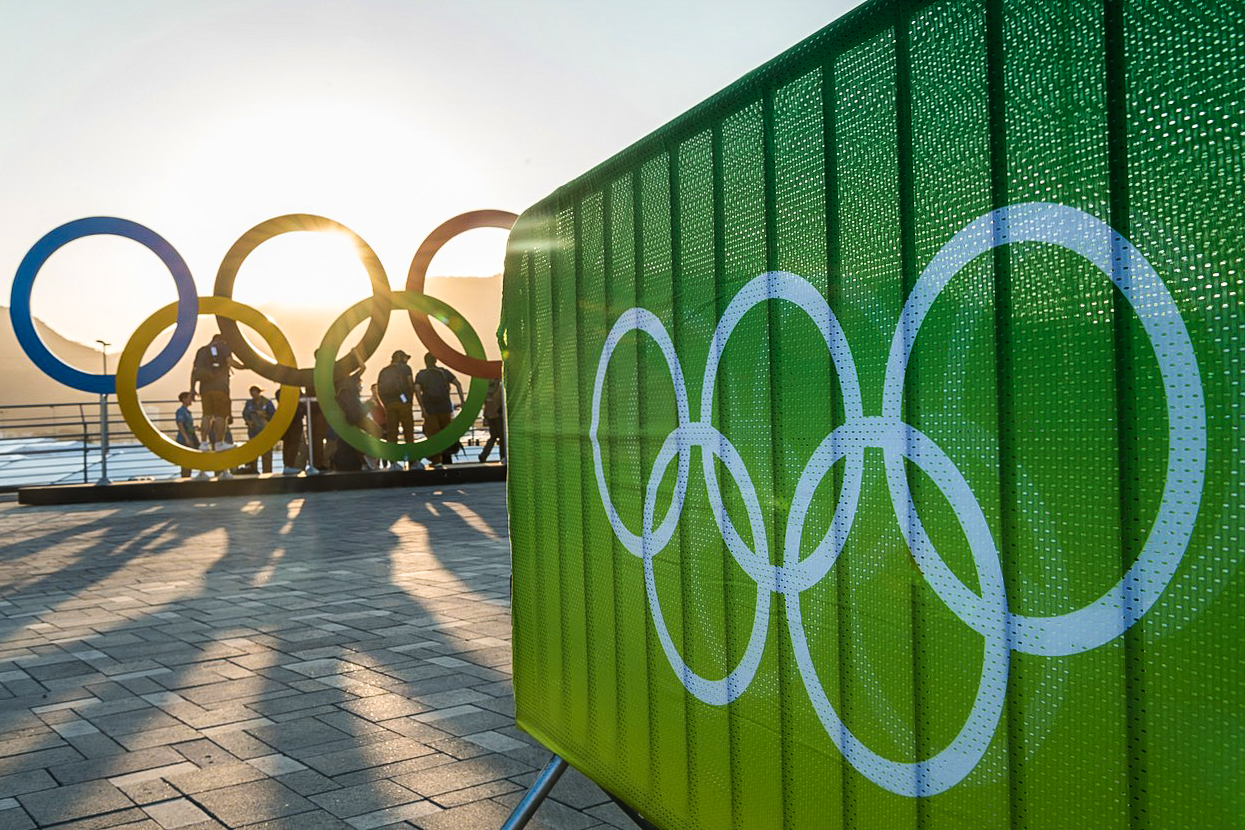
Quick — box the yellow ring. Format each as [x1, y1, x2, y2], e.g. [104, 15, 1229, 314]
[116, 296, 300, 472]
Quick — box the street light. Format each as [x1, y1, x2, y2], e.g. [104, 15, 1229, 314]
[95, 340, 110, 485]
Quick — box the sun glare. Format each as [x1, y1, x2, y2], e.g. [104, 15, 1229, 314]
[229, 230, 374, 311]
[425, 227, 511, 278]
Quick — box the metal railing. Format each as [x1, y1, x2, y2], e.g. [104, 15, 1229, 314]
[0, 398, 491, 491]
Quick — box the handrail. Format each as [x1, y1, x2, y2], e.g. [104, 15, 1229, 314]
[0, 397, 490, 490]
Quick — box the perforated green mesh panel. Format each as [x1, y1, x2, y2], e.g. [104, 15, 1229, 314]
[500, 0, 1243, 827]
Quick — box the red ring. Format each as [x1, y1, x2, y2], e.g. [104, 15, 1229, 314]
[405, 209, 516, 379]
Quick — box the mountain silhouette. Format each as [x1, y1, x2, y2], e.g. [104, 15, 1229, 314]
[0, 307, 105, 407]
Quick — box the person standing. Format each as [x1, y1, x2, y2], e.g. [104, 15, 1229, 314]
[479, 377, 505, 463]
[415, 352, 464, 468]
[377, 350, 416, 449]
[189, 332, 242, 472]
[276, 385, 327, 473]
[189, 332, 242, 479]
[331, 372, 367, 471]
[241, 385, 276, 474]
[277, 386, 304, 475]
[173, 391, 198, 478]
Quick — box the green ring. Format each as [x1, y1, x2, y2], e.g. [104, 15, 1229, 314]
[315, 290, 487, 462]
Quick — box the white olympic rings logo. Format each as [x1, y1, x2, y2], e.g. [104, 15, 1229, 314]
[588, 202, 1207, 797]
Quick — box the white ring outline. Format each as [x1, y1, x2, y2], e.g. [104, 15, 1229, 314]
[587, 201, 1207, 796]
[881, 202, 1207, 655]
[643, 422, 772, 705]
[783, 417, 1009, 797]
[590, 308, 691, 558]
[700, 272, 866, 595]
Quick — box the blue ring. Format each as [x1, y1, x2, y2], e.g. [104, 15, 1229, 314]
[9, 217, 198, 394]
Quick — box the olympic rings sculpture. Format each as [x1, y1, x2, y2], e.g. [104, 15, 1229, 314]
[11, 210, 516, 472]
[589, 202, 1207, 797]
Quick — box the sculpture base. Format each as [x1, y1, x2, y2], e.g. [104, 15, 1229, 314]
[17, 462, 506, 506]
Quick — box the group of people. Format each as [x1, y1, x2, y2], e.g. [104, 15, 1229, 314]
[173, 333, 505, 480]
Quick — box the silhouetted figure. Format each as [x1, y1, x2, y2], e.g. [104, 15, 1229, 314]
[479, 378, 505, 463]
[277, 386, 303, 474]
[415, 352, 463, 468]
[189, 332, 243, 479]
[241, 385, 275, 474]
[331, 372, 367, 471]
[378, 350, 417, 465]
[174, 391, 198, 478]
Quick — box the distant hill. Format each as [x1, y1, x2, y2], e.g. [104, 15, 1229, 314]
[0, 308, 102, 407]
[0, 274, 503, 410]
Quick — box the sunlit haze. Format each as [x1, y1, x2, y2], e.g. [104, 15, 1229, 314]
[2, 0, 855, 379]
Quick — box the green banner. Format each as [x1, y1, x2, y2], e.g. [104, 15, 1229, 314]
[500, 0, 1243, 827]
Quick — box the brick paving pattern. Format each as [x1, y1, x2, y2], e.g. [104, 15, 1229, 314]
[0, 484, 633, 830]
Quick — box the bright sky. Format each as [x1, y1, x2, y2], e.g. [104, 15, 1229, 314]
[1, 0, 854, 368]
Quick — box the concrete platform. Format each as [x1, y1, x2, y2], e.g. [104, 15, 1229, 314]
[0, 483, 635, 829]
[17, 463, 507, 506]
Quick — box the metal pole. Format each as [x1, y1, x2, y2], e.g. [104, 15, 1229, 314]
[79, 403, 88, 484]
[95, 340, 110, 485]
[500, 755, 568, 830]
[303, 394, 318, 475]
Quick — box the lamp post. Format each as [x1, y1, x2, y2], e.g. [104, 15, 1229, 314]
[95, 340, 110, 485]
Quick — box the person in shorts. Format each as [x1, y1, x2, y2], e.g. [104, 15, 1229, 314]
[377, 350, 417, 453]
[415, 352, 463, 468]
[189, 332, 243, 475]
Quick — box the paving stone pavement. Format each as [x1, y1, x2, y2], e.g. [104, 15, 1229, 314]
[0, 484, 636, 830]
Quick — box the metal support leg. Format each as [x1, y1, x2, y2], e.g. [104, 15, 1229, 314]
[96, 392, 111, 485]
[95, 342, 111, 485]
[500, 754, 568, 830]
[607, 792, 660, 830]
[303, 396, 319, 475]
